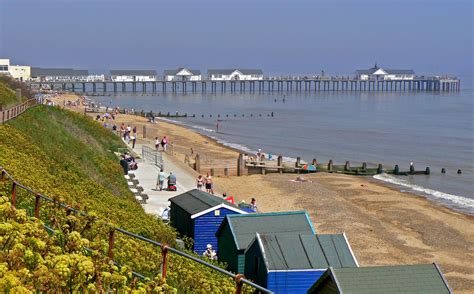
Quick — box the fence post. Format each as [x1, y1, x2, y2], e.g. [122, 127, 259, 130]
[143, 125, 146, 138]
[11, 182, 17, 208]
[161, 244, 169, 279]
[235, 274, 245, 294]
[108, 230, 115, 260]
[34, 193, 41, 218]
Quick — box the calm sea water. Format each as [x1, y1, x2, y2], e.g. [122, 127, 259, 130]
[93, 77, 474, 215]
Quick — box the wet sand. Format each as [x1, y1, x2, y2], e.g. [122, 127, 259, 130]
[56, 96, 474, 292]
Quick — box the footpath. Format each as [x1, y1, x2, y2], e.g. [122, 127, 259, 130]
[131, 143, 198, 216]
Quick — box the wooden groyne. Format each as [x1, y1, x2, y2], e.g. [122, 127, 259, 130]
[184, 153, 432, 177]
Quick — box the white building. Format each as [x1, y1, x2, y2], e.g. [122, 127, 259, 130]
[9, 65, 31, 81]
[164, 68, 201, 81]
[110, 70, 157, 82]
[86, 74, 105, 82]
[355, 64, 415, 80]
[208, 69, 264, 81]
[0, 59, 10, 75]
[30, 68, 89, 82]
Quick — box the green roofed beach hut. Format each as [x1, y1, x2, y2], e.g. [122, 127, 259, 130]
[169, 189, 246, 254]
[308, 263, 452, 294]
[215, 211, 315, 274]
[244, 233, 358, 294]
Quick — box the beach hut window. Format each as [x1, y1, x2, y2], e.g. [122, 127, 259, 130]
[214, 210, 220, 216]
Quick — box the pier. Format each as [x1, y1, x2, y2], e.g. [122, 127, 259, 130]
[28, 77, 460, 94]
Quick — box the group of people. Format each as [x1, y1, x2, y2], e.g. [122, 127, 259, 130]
[196, 173, 214, 194]
[156, 169, 177, 191]
[119, 152, 138, 174]
[155, 136, 168, 151]
[118, 123, 137, 148]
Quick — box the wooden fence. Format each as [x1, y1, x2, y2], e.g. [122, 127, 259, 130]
[0, 98, 37, 124]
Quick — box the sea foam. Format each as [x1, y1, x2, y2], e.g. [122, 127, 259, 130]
[373, 173, 474, 213]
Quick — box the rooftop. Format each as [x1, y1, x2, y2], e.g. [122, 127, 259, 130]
[251, 233, 358, 270]
[169, 189, 241, 217]
[218, 211, 315, 250]
[309, 263, 452, 294]
[208, 69, 263, 75]
[164, 68, 201, 76]
[31, 67, 89, 77]
[110, 70, 157, 76]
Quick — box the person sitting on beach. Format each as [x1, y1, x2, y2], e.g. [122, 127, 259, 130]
[196, 175, 204, 190]
[250, 198, 258, 213]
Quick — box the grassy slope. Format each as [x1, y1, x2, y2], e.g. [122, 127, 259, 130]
[0, 82, 18, 109]
[0, 105, 238, 292]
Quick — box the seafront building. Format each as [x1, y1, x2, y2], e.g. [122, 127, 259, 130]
[164, 68, 202, 81]
[355, 64, 415, 80]
[208, 69, 264, 81]
[0, 58, 31, 81]
[109, 70, 157, 82]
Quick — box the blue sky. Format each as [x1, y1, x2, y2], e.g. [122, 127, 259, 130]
[0, 0, 472, 75]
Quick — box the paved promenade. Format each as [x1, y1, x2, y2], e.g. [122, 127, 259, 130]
[131, 144, 198, 216]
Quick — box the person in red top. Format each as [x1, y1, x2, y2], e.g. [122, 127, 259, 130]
[222, 192, 234, 204]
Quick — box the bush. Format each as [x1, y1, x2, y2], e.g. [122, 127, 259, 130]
[0, 105, 240, 292]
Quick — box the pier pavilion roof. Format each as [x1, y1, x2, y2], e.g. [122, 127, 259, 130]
[164, 68, 201, 76]
[109, 70, 157, 76]
[355, 67, 414, 75]
[31, 67, 89, 77]
[208, 69, 263, 75]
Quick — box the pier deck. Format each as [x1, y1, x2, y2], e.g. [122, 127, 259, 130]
[28, 77, 460, 94]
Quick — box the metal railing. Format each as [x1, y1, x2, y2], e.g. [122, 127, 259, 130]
[0, 166, 272, 293]
[142, 145, 163, 169]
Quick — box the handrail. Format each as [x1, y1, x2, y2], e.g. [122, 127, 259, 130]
[0, 98, 37, 124]
[0, 166, 273, 293]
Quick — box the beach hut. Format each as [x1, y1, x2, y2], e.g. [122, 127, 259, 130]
[215, 211, 315, 274]
[169, 189, 246, 254]
[244, 233, 358, 294]
[308, 263, 452, 294]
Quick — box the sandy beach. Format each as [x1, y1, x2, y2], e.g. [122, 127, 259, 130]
[56, 95, 474, 292]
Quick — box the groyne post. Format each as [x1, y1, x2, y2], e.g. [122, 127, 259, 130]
[344, 161, 350, 171]
[328, 160, 333, 171]
[362, 162, 367, 170]
[237, 154, 243, 176]
[195, 154, 201, 173]
[277, 155, 283, 174]
[394, 165, 399, 175]
[377, 164, 383, 174]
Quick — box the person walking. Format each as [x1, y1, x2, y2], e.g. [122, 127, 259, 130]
[155, 137, 160, 150]
[156, 169, 166, 191]
[196, 175, 204, 190]
[205, 173, 214, 194]
[161, 136, 168, 151]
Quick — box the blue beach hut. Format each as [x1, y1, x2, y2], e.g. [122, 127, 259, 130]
[169, 189, 246, 254]
[244, 232, 359, 294]
[216, 211, 316, 274]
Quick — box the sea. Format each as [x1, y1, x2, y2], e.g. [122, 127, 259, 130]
[92, 76, 474, 215]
